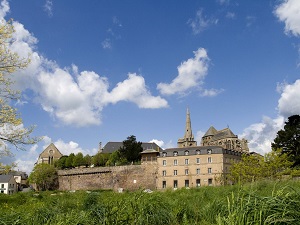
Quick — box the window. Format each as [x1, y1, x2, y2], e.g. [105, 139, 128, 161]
[0, 190, 3, 193]
[1, 184, 4, 188]
[208, 168, 212, 174]
[185, 180, 189, 187]
[207, 149, 212, 154]
[162, 152, 167, 157]
[163, 160, 166, 166]
[162, 170, 166, 176]
[162, 181, 166, 189]
[173, 151, 178, 156]
[184, 150, 189, 155]
[196, 168, 200, 175]
[196, 158, 200, 164]
[174, 159, 178, 165]
[173, 180, 178, 188]
[174, 170, 178, 176]
[196, 179, 201, 187]
[185, 169, 189, 175]
[208, 178, 213, 186]
[196, 150, 200, 155]
[185, 159, 189, 165]
[208, 157, 212, 163]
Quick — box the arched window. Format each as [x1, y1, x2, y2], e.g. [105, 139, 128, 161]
[184, 150, 189, 155]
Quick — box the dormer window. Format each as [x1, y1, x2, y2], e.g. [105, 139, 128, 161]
[173, 151, 178, 156]
[184, 150, 189, 155]
[196, 150, 200, 155]
[162, 152, 167, 157]
[207, 149, 212, 154]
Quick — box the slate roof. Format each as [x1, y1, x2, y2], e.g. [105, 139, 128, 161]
[102, 142, 163, 154]
[0, 175, 14, 183]
[203, 126, 218, 137]
[211, 128, 237, 141]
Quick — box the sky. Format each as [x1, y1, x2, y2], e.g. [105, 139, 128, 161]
[1, 0, 300, 174]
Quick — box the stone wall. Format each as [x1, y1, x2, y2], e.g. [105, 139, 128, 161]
[58, 164, 157, 191]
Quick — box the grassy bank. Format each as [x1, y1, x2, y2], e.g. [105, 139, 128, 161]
[1, 180, 300, 225]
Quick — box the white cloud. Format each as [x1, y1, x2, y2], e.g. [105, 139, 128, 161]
[195, 130, 205, 145]
[201, 88, 224, 97]
[188, 9, 218, 34]
[0, 0, 9, 19]
[241, 79, 300, 155]
[102, 38, 112, 49]
[53, 139, 98, 156]
[157, 48, 216, 96]
[107, 73, 168, 109]
[149, 139, 164, 148]
[226, 12, 235, 19]
[217, 0, 230, 5]
[0, 2, 168, 127]
[44, 0, 53, 17]
[277, 79, 300, 117]
[275, 0, 300, 36]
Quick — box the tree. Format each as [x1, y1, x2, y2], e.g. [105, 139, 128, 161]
[92, 152, 110, 167]
[65, 153, 75, 168]
[119, 135, 143, 163]
[83, 154, 92, 167]
[54, 155, 68, 169]
[28, 164, 58, 191]
[272, 115, 300, 167]
[73, 152, 84, 168]
[0, 19, 38, 156]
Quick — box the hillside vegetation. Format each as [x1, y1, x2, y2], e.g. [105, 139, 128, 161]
[1, 180, 300, 225]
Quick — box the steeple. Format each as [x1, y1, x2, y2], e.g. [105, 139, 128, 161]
[177, 108, 197, 147]
[184, 108, 194, 140]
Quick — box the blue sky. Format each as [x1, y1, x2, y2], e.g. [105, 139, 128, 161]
[1, 0, 300, 173]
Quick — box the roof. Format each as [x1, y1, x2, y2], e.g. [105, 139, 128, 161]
[203, 126, 218, 137]
[211, 128, 237, 141]
[0, 175, 14, 183]
[102, 141, 163, 154]
[39, 143, 63, 158]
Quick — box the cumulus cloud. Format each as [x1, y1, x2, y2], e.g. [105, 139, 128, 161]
[107, 73, 168, 108]
[188, 9, 218, 34]
[157, 48, 222, 96]
[0, 2, 168, 127]
[275, 0, 300, 36]
[277, 79, 300, 117]
[241, 79, 300, 155]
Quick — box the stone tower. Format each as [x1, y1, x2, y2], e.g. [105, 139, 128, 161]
[177, 108, 197, 147]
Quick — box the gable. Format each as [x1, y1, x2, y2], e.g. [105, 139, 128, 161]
[39, 143, 63, 159]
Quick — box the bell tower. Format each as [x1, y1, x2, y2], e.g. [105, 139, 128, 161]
[177, 108, 197, 147]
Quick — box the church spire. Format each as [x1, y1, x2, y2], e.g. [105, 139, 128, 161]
[177, 108, 197, 147]
[184, 108, 194, 140]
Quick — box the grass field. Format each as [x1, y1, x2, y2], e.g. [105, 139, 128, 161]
[1, 180, 300, 225]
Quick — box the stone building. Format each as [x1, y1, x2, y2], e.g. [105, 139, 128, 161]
[37, 143, 63, 165]
[152, 109, 248, 189]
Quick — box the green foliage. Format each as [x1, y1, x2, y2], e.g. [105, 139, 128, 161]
[83, 154, 92, 167]
[73, 152, 84, 168]
[65, 153, 75, 168]
[28, 164, 58, 191]
[2, 180, 300, 225]
[54, 155, 68, 169]
[272, 115, 300, 167]
[119, 135, 143, 163]
[92, 152, 110, 167]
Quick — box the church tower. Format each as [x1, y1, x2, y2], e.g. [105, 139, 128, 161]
[177, 108, 197, 147]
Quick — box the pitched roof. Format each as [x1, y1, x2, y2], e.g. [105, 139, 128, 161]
[102, 142, 163, 154]
[211, 128, 237, 141]
[39, 143, 63, 158]
[0, 174, 14, 183]
[203, 126, 218, 137]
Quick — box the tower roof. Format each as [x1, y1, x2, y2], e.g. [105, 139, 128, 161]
[184, 108, 194, 139]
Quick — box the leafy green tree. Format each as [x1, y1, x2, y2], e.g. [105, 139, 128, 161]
[119, 135, 143, 163]
[28, 164, 58, 191]
[73, 152, 84, 168]
[228, 154, 263, 184]
[0, 20, 39, 157]
[54, 155, 68, 169]
[92, 152, 110, 167]
[65, 153, 75, 168]
[105, 150, 126, 166]
[272, 115, 300, 167]
[83, 154, 92, 167]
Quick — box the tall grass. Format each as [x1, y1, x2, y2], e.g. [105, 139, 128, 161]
[1, 180, 300, 225]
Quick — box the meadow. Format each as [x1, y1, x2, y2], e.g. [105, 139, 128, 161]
[1, 180, 300, 225]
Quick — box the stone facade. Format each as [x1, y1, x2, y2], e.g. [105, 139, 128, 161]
[37, 143, 63, 165]
[177, 108, 197, 148]
[58, 164, 157, 191]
